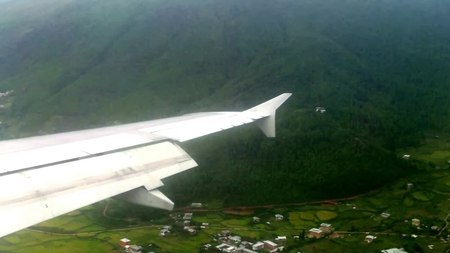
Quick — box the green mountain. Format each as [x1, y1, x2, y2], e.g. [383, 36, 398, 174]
[0, 0, 449, 205]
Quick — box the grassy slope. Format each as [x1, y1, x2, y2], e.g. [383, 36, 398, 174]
[0, 0, 449, 205]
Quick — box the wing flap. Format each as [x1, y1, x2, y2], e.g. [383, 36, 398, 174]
[117, 188, 174, 210]
[0, 141, 196, 238]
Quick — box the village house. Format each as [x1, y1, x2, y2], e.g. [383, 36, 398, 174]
[119, 238, 131, 248]
[190, 202, 203, 208]
[160, 225, 171, 236]
[187, 227, 197, 235]
[275, 236, 287, 242]
[263, 240, 278, 251]
[319, 223, 333, 233]
[126, 245, 142, 253]
[252, 242, 265, 251]
[308, 228, 323, 239]
[381, 248, 408, 253]
[252, 216, 260, 223]
[240, 241, 253, 248]
[431, 225, 440, 231]
[365, 235, 376, 243]
[228, 235, 242, 245]
[159, 228, 170, 237]
[0, 90, 13, 97]
[406, 183, 414, 191]
[237, 248, 257, 253]
[380, 212, 391, 218]
[315, 106, 326, 113]
[275, 214, 284, 221]
[183, 213, 193, 220]
[216, 243, 235, 252]
[411, 218, 420, 227]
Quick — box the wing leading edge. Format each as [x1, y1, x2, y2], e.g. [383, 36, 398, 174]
[0, 93, 291, 238]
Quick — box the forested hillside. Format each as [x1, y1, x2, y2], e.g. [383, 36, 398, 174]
[0, 0, 449, 205]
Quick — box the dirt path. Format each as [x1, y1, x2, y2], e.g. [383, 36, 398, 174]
[176, 194, 365, 212]
[102, 200, 110, 218]
[26, 225, 157, 236]
[439, 212, 450, 236]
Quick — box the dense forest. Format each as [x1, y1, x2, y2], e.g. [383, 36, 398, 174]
[0, 0, 449, 206]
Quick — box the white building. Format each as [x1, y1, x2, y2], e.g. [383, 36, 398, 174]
[381, 248, 408, 253]
[275, 214, 284, 221]
[275, 236, 287, 241]
[365, 235, 376, 243]
[380, 212, 391, 218]
[252, 242, 264, 251]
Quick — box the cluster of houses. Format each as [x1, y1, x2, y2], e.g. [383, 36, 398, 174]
[118, 208, 441, 253]
[0, 90, 13, 98]
[181, 212, 198, 235]
[119, 238, 143, 253]
[315, 106, 326, 113]
[211, 214, 288, 253]
[213, 231, 284, 253]
[159, 225, 172, 237]
[307, 223, 333, 239]
[0, 90, 12, 122]
[252, 214, 283, 225]
[163, 212, 211, 237]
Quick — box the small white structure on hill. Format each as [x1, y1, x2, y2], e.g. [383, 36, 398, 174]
[411, 218, 420, 227]
[365, 235, 376, 243]
[275, 236, 287, 241]
[380, 212, 391, 218]
[275, 214, 284, 221]
[381, 248, 408, 253]
[315, 106, 326, 113]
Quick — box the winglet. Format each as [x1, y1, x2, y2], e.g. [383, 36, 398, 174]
[245, 93, 291, 137]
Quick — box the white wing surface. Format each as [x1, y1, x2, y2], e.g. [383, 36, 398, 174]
[0, 93, 291, 237]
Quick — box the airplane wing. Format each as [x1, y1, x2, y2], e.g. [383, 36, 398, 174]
[0, 93, 291, 238]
